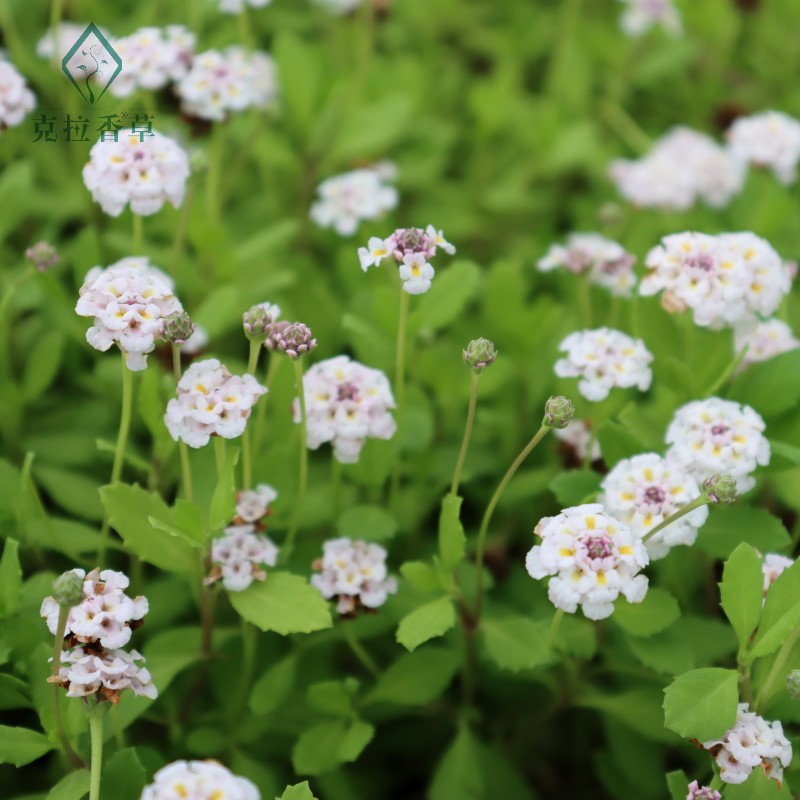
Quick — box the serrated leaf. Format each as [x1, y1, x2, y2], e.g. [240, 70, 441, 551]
[366, 648, 458, 706]
[720, 543, 764, 651]
[0, 725, 54, 766]
[438, 494, 466, 570]
[396, 596, 456, 652]
[276, 783, 318, 800]
[400, 561, 442, 593]
[696, 505, 790, 559]
[749, 559, 800, 661]
[292, 719, 373, 776]
[613, 588, 680, 638]
[665, 770, 689, 800]
[45, 770, 90, 800]
[335, 505, 397, 542]
[429, 724, 483, 800]
[480, 616, 553, 672]
[663, 668, 738, 741]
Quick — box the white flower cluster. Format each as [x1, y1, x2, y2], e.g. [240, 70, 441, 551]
[618, 0, 681, 37]
[41, 568, 148, 649]
[166, 359, 266, 448]
[311, 163, 399, 236]
[642, 231, 792, 330]
[762, 553, 793, 594]
[599, 453, 709, 559]
[141, 760, 260, 800]
[358, 225, 456, 294]
[219, 0, 272, 11]
[37, 23, 112, 61]
[313, 0, 361, 12]
[609, 127, 745, 210]
[75, 256, 182, 372]
[554, 420, 602, 463]
[311, 538, 398, 615]
[56, 647, 157, 700]
[734, 319, 800, 370]
[526, 504, 649, 620]
[0, 59, 35, 133]
[82, 131, 191, 217]
[110, 26, 195, 97]
[176, 47, 277, 121]
[554, 327, 653, 401]
[207, 484, 280, 592]
[727, 111, 800, 185]
[665, 398, 770, 493]
[537, 233, 637, 296]
[294, 355, 396, 464]
[686, 782, 721, 800]
[702, 703, 792, 785]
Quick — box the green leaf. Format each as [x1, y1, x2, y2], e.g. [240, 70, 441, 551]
[0, 674, 31, 710]
[45, 770, 90, 800]
[613, 588, 680, 638]
[250, 654, 297, 715]
[307, 680, 356, 717]
[480, 616, 553, 672]
[276, 783, 318, 800]
[0, 539, 22, 617]
[663, 668, 739, 741]
[596, 420, 645, 465]
[428, 724, 483, 800]
[366, 648, 458, 706]
[396, 596, 456, 652]
[724, 768, 793, 799]
[696, 505, 790, 559]
[0, 725, 54, 766]
[400, 561, 442, 593]
[770, 440, 800, 465]
[335, 505, 397, 542]
[549, 469, 602, 506]
[208, 445, 239, 534]
[101, 748, 147, 800]
[34, 465, 103, 522]
[409, 260, 481, 333]
[729, 349, 800, 417]
[627, 627, 696, 675]
[438, 494, 466, 570]
[272, 32, 322, 136]
[749, 559, 800, 661]
[292, 719, 374, 776]
[720, 543, 764, 651]
[665, 770, 689, 800]
[228, 572, 332, 635]
[22, 332, 63, 402]
[580, 688, 676, 743]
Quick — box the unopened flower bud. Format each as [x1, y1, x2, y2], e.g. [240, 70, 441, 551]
[268, 321, 316, 359]
[52, 570, 84, 608]
[786, 670, 800, 700]
[703, 473, 737, 504]
[25, 241, 59, 272]
[162, 310, 195, 345]
[543, 396, 575, 429]
[463, 338, 497, 370]
[242, 304, 273, 343]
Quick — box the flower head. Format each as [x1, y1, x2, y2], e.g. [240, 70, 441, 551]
[267, 322, 316, 359]
[163, 310, 195, 345]
[242, 304, 276, 343]
[0, 59, 36, 133]
[141, 760, 260, 800]
[294, 355, 396, 463]
[165, 359, 266, 447]
[599, 453, 709, 559]
[75, 257, 183, 371]
[463, 338, 497, 370]
[25, 241, 59, 272]
[618, 0, 681, 36]
[554, 327, 653, 402]
[734, 318, 800, 369]
[686, 781, 721, 800]
[207, 525, 279, 592]
[665, 398, 770, 493]
[51, 571, 85, 608]
[235, 484, 278, 524]
[727, 110, 800, 184]
[543, 396, 576, 430]
[311, 538, 398, 615]
[702, 473, 738, 504]
[786, 670, 800, 701]
[526, 504, 649, 620]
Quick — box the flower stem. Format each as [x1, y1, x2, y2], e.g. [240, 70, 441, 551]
[50, 607, 85, 768]
[253, 354, 280, 455]
[213, 436, 227, 478]
[549, 608, 565, 650]
[132, 213, 143, 253]
[206, 125, 224, 223]
[97, 351, 134, 564]
[641, 496, 710, 544]
[450, 370, 481, 497]
[577, 278, 592, 327]
[241, 341, 262, 490]
[474, 425, 551, 620]
[704, 345, 750, 397]
[331, 455, 343, 521]
[171, 345, 194, 502]
[170, 184, 195, 272]
[343, 622, 380, 677]
[88, 712, 105, 800]
[389, 288, 410, 511]
[235, 618, 258, 715]
[49, 0, 64, 68]
[756, 625, 800, 713]
[282, 358, 308, 563]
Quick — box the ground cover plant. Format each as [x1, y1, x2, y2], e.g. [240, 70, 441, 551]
[1, 0, 800, 798]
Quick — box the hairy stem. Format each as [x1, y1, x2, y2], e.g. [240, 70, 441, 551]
[172, 345, 193, 502]
[282, 358, 308, 562]
[343, 622, 380, 678]
[88, 713, 105, 800]
[389, 288, 410, 510]
[705, 345, 749, 398]
[450, 370, 481, 497]
[549, 608, 565, 650]
[241, 340, 262, 490]
[641, 496, 710, 544]
[756, 625, 800, 713]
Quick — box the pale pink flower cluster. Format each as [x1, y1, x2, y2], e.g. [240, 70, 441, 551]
[525, 504, 649, 620]
[665, 398, 770, 493]
[686, 782, 721, 800]
[642, 232, 792, 329]
[37, 23, 112, 61]
[734, 319, 800, 370]
[0, 59, 36, 133]
[141, 760, 260, 800]
[702, 704, 792, 785]
[294, 355, 396, 464]
[554, 420, 602, 462]
[727, 111, 800, 184]
[610, 127, 745, 210]
[219, 0, 272, 13]
[75, 257, 182, 372]
[358, 225, 456, 294]
[166, 359, 266, 448]
[537, 233, 637, 296]
[235, 484, 278, 523]
[599, 453, 709, 559]
[109, 26, 195, 97]
[56, 647, 157, 700]
[176, 47, 277, 121]
[618, 0, 681, 36]
[554, 328, 653, 401]
[311, 162, 399, 236]
[209, 526, 279, 592]
[82, 131, 191, 217]
[762, 553, 793, 594]
[311, 538, 398, 615]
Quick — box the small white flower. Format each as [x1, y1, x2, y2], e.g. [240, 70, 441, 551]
[702, 704, 792, 786]
[218, 0, 272, 12]
[599, 453, 709, 559]
[358, 236, 392, 271]
[398, 252, 435, 294]
[618, 0, 681, 36]
[665, 397, 770, 493]
[734, 318, 800, 370]
[0, 58, 36, 132]
[553, 420, 602, 462]
[82, 131, 191, 217]
[235, 484, 278, 523]
[208, 525, 279, 592]
[425, 224, 456, 255]
[55, 646, 157, 701]
[727, 110, 800, 184]
[526, 504, 649, 620]
[762, 553, 793, 595]
[554, 327, 653, 402]
[685, 782, 721, 800]
[141, 760, 260, 800]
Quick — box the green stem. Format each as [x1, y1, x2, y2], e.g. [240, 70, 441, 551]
[132, 213, 143, 253]
[756, 625, 800, 713]
[343, 622, 380, 677]
[709, 773, 722, 791]
[282, 358, 308, 562]
[577, 278, 592, 328]
[171, 345, 194, 502]
[704, 345, 750, 397]
[88, 712, 105, 800]
[98, 352, 134, 564]
[49, 0, 64, 67]
[331, 456, 343, 521]
[235, 619, 258, 715]
[389, 288, 410, 510]
[462, 626, 477, 706]
[214, 436, 227, 478]
[450, 370, 481, 497]
[237, 6, 256, 49]
[50, 607, 85, 768]
[170, 184, 195, 272]
[549, 608, 565, 650]
[600, 101, 652, 154]
[253, 354, 281, 454]
[474, 425, 551, 619]
[206, 126, 224, 223]
[641, 496, 710, 544]
[241, 341, 262, 490]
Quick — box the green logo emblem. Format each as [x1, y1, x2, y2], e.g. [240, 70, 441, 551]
[61, 23, 122, 104]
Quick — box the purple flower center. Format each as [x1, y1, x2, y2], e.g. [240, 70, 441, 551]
[685, 253, 715, 272]
[643, 485, 666, 505]
[337, 382, 359, 402]
[581, 535, 614, 560]
[711, 423, 729, 436]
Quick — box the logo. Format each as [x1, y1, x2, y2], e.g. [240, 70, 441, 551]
[61, 23, 122, 104]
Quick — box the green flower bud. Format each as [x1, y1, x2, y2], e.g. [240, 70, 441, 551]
[543, 396, 575, 429]
[787, 670, 800, 700]
[702, 474, 737, 504]
[267, 321, 317, 359]
[162, 310, 195, 345]
[463, 338, 497, 370]
[242, 304, 274, 343]
[52, 570, 84, 608]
